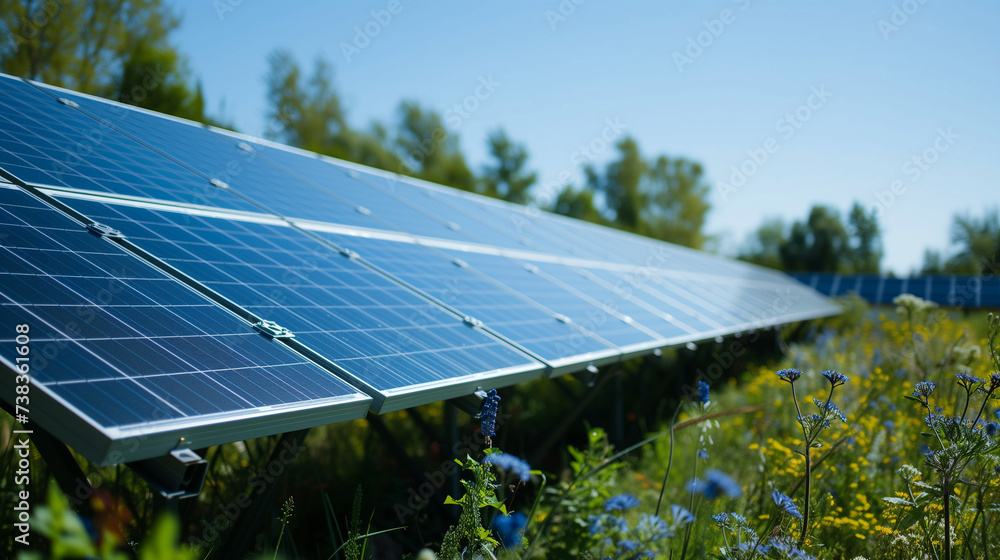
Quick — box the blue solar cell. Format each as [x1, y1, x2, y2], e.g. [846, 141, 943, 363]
[981, 278, 1000, 307]
[526, 263, 693, 340]
[352, 172, 535, 251]
[0, 186, 369, 462]
[61, 196, 543, 409]
[577, 268, 724, 334]
[440, 250, 659, 349]
[212, 138, 480, 242]
[309, 231, 615, 362]
[0, 76, 258, 212]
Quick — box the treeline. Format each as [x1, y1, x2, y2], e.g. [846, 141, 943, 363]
[2, 1, 997, 275]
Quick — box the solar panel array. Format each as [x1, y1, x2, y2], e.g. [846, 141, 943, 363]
[790, 272, 1000, 308]
[0, 73, 839, 465]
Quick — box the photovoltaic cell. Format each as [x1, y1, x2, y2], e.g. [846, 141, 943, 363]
[210, 136, 481, 243]
[441, 250, 660, 349]
[0, 75, 258, 212]
[59, 196, 543, 410]
[309, 231, 616, 362]
[0, 186, 369, 464]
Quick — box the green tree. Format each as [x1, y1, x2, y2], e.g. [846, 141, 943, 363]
[480, 128, 536, 204]
[642, 156, 711, 249]
[393, 101, 476, 191]
[738, 217, 787, 270]
[778, 205, 850, 272]
[846, 202, 882, 273]
[264, 49, 401, 171]
[551, 184, 606, 224]
[945, 208, 999, 274]
[585, 137, 645, 230]
[1, 0, 212, 123]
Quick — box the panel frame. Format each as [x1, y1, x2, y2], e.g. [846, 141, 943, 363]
[0, 184, 371, 465]
[43, 188, 548, 413]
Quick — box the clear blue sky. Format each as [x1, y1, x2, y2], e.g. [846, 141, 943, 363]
[169, 0, 999, 275]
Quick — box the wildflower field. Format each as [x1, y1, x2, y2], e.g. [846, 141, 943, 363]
[5, 295, 999, 559]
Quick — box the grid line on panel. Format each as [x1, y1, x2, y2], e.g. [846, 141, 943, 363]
[446, 250, 661, 349]
[60, 196, 543, 406]
[310, 230, 619, 363]
[0, 76, 259, 212]
[0, 186, 367, 436]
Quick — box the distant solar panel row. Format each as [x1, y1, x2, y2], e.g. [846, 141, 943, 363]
[789, 272, 1000, 308]
[0, 73, 839, 465]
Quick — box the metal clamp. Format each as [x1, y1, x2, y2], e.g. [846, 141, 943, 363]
[128, 448, 208, 499]
[339, 248, 360, 259]
[209, 178, 230, 189]
[237, 142, 254, 152]
[253, 320, 295, 339]
[462, 316, 484, 328]
[57, 98, 80, 109]
[85, 222, 124, 239]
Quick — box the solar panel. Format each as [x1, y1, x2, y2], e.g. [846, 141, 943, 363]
[0, 186, 370, 464]
[0, 75, 259, 213]
[0, 73, 842, 470]
[307, 230, 620, 367]
[56, 194, 545, 412]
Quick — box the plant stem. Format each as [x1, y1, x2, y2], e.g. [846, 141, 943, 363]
[798, 448, 811, 549]
[942, 473, 952, 560]
[655, 404, 684, 518]
[679, 449, 699, 560]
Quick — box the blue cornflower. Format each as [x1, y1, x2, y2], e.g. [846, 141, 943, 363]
[637, 513, 672, 540]
[711, 512, 729, 527]
[913, 381, 936, 404]
[670, 504, 695, 527]
[812, 398, 848, 423]
[736, 541, 772, 555]
[617, 540, 640, 554]
[771, 489, 802, 519]
[984, 421, 999, 438]
[798, 413, 830, 430]
[822, 370, 849, 387]
[697, 380, 710, 404]
[731, 513, 746, 525]
[956, 371, 985, 390]
[480, 389, 501, 439]
[604, 494, 641, 512]
[698, 449, 710, 459]
[587, 514, 627, 537]
[768, 538, 814, 560]
[687, 469, 742, 499]
[492, 511, 527, 548]
[484, 453, 531, 480]
[776, 368, 803, 383]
